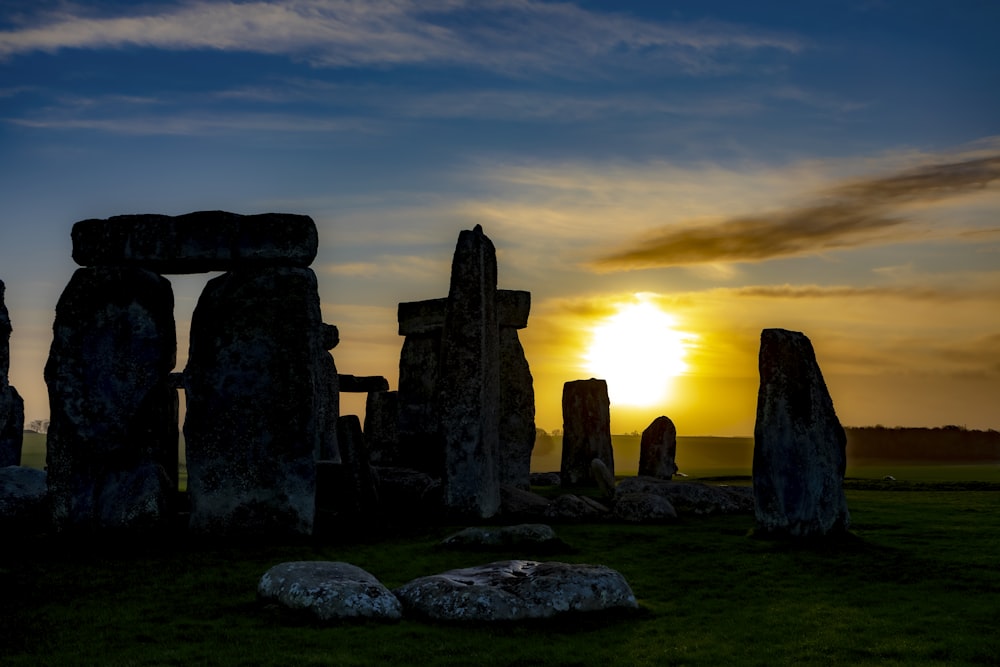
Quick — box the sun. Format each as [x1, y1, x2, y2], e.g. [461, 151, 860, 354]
[584, 299, 692, 407]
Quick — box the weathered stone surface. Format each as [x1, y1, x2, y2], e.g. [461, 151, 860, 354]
[529, 472, 562, 487]
[560, 379, 614, 486]
[499, 484, 552, 520]
[184, 268, 327, 537]
[396, 333, 442, 474]
[498, 327, 535, 490]
[440, 524, 568, 552]
[615, 477, 753, 516]
[44, 267, 177, 531]
[327, 415, 379, 525]
[72, 211, 318, 273]
[258, 561, 402, 622]
[590, 458, 616, 500]
[753, 328, 850, 537]
[365, 391, 401, 466]
[338, 375, 389, 393]
[613, 492, 678, 524]
[372, 466, 441, 520]
[543, 493, 611, 522]
[398, 291, 530, 336]
[0, 466, 48, 530]
[1, 282, 25, 468]
[394, 560, 637, 621]
[437, 225, 501, 519]
[638, 416, 677, 479]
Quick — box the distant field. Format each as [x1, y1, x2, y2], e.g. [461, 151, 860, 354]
[19, 431, 1000, 484]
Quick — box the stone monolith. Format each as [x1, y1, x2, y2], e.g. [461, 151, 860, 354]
[184, 267, 326, 537]
[436, 225, 501, 518]
[560, 379, 614, 486]
[752, 328, 850, 537]
[638, 415, 678, 479]
[44, 267, 177, 531]
[0, 280, 24, 467]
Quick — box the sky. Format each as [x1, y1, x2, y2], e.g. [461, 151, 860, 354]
[1, 0, 998, 437]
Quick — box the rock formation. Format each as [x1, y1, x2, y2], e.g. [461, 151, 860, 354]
[44, 267, 177, 531]
[44, 210, 338, 536]
[0, 280, 24, 467]
[638, 415, 677, 479]
[752, 328, 850, 537]
[394, 227, 535, 518]
[560, 379, 614, 486]
[393, 560, 637, 622]
[184, 267, 329, 537]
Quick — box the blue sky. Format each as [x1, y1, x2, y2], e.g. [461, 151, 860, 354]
[2, 1, 998, 435]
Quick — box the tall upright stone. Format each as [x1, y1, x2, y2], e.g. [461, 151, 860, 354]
[397, 298, 446, 474]
[561, 379, 614, 486]
[184, 267, 327, 537]
[499, 318, 535, 490]
[753, 328, 850, 537]
[44, 268, 177, 531]
[365, 390, 401, 466]
[0, 280, 24, 467]
[638, 416, 678, 479]
[437, 225, 501, 518]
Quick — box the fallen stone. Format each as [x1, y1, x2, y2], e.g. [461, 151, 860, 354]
[440, 524, 569, 552]
[258, 561, 402, 622]
[615, 477, 753, 515]
[753, 328, 850, 537]
[499, 484, 551, 520]
[373, 467, 442, 520]
[543, 494, 611, 522]
[613, 492, 678, 524]
[72, 211, 318, 273]
[529, 472, 562, 487]
[638, 415, 678, 479]
[393, 560, 638, 621]
[0, 466, 48, 531]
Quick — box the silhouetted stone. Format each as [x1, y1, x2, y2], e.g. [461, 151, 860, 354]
[72, 211, 318, 273]
[499, 484, 552, 520]
[499, 326, 535, 490]
[184, 267, 327, 537]
[0, 281, 24, 467]
[396, 326, 442, 474]
[0, 466, 48, 531]
[590, 458, 616, 500]
[365, 391, 401, 466]
[394, 560, 637, 622]
[529, 471, 562, 487]
[560, 379, 613, 486]
[332, 414, 380, 524]
[613, 492, 678, 524]
[372, 466, 441, 521]
[615, 476, 753, 516]
[437, 225, 501, 519]
[258, 561, 402, 622]
[753, 328, 850, 537]
[638, 415, 678, 479]
[44, 267, 177, 531]
[338, 374, 389, 393]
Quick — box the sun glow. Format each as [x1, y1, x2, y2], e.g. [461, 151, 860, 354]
[584, 299, 693, 407]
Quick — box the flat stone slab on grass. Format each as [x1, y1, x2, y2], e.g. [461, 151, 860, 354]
[394, 559, 637, 621]
[258, 561, 402, 622]
[440, 523, 570, 552]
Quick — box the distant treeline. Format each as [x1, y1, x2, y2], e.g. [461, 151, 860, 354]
[846, 426, 1000, 463]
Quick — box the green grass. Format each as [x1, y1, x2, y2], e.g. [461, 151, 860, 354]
[3, 485, 1000, 666]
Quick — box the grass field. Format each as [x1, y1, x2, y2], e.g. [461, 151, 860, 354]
[2, 482, 1000, 666]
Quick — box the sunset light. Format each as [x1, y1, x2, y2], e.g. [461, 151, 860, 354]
[584, 298, 693, 407]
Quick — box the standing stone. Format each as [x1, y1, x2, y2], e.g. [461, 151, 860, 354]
[499, 323, 535, 490]
[365, 390, 401, 466]
[0, 280, 24, 467]
[638, 416, 678, 479]
[560, 379, 614, 486]
[753, 328, 850, 537]
[331, 414, 380, 525]
[44, 268, 177, 531]
[436, 225, 501, 518]
[397, 299, 446, 475]
[184, 267, 325, 537]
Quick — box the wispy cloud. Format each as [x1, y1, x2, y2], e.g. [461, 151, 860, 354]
[0, 0, 802, 77]
[590, 153, 1000, 271]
